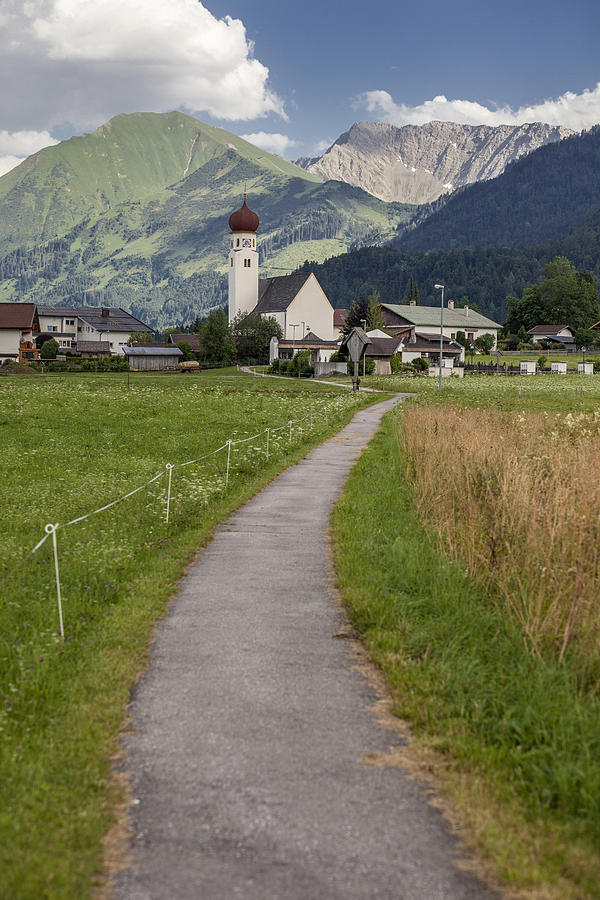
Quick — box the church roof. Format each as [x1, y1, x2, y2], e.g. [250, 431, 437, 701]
[229, 198, 259, 233]
[254, 273, 312, 313]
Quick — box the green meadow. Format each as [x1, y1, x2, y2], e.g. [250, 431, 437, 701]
[0, 369, 375, 898]
[333, 374, 600, 898]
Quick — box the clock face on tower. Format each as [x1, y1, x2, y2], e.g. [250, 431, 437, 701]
[242, 238, 251, 247]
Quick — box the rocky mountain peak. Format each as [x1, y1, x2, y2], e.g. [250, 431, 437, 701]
[296, 120, 574, 204]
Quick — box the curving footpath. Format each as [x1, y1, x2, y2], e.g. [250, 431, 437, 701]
[112, 397, 495, 900]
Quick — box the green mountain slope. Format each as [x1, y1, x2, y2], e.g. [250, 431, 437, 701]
[0, 112, 416, 327]
[396, 126, 600, 252]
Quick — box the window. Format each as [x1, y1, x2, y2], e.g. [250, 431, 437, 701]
[230, 258, 233, 266]
[65, 319, 75, 326]
[467, 332, 474, 341]
[236, 238, 240, 247]
[244, 258, 251, 268]
[451, 332, 456, 339]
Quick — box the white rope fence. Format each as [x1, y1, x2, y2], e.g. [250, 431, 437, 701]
[6, 397, 359, 637]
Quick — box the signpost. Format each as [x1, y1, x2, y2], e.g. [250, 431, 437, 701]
[343, 327, 372, 393]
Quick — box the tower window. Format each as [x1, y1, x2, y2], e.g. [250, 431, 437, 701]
[244, 258, 251, 267]
[236, 238, 240, 247]
[230, 258, 233, 266]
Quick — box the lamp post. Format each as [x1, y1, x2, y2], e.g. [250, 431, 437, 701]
[360, 319, 367, 376]
[434, 284, 445, 391]
[290, 322, 299, 361]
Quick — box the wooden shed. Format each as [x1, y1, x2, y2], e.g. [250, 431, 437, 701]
[124, 346, 183, 371]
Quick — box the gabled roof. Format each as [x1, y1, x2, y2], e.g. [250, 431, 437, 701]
[0, 303, 38, 330]
[254, 273, 313, 313]
[168, 333, 202, 350]
[38, 305, 152, 333]
[124, 346, 183, 357]
[278, 331, 338, 349]
[382, 303, 500, 329]
[527, 324, 572, 334]
[333, 309, 349, 327]
[365, 337, 403, 357]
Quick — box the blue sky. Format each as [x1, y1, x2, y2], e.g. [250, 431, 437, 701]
[0, 0, 598, 172]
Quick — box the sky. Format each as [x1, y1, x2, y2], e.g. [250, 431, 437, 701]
[0, 0, 599, 175]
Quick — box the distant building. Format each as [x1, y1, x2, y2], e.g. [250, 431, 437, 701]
[381, 302, 500, 350]
[0, 303, 40, 363]
[37, 305, 153, 355]
[124, 345, 183, 371]
[227, 197, 336, 359]
[527, 325, 574, 345]
[333, 309, 349, 340]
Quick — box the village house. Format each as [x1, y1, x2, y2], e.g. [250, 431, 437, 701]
[37, 305, 153, 355]
[381, 301, 500, 349]
[0, 303, 40, 363]
[527, 324, 575, 346]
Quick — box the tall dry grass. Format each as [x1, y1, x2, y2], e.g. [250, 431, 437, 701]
[400, 405, 600, 684]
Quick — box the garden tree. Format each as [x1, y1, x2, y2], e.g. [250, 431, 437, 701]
[343, 290, 385, 334]
[474, 333, 495, 354]
[404, 275, 420, 304]
[574, 328, 600, 350]
[455, 330, 469, 349]
[505, 257, 600, 334]
[40, 338, 59, 359]
[127, 331, 154, 345]
[176, 341, 195, 361]
[230, 312, 282, 362]
[199, 309, 235, 364]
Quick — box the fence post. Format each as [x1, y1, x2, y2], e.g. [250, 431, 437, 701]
[266, 428, 270, 459]
[309, 406, 313, 429]
[165, 463, 174, 524]
[289, 420, 292, 443]
[226, 440, 232, 485]
[45, 523, 64, 639]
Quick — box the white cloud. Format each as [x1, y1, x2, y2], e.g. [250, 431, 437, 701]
[0, 129, 59, 176]
[240, 132, 298, 156]
[314, 138, 333, 155]
[0, 156, 24, 176]
[359, 84, 600, 131]
[0, 0, 285, 134]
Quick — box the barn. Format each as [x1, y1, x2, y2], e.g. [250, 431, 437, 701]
[124, 346, 183, 371]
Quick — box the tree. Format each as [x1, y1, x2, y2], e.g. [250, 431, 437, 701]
[40, 338, 59, 359]
[176, 341, 195, 361]
[404, 275, 420, 305]
[230, 312, 282, 362]
[343, 290, 385, 334]
[128, 331, 154, 345]
[474, 333, 495, 354]
[505, 257, 600, 334]
[455, 330, 469, 349]
[199, 309, 235, 364]
[574, 328, 600, 351]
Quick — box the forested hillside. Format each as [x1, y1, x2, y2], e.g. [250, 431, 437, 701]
[298, 208, 600, 323]
[396, 126, 600, 252]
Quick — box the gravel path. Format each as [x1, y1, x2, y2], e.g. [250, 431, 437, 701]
[112, 397, 495, 900]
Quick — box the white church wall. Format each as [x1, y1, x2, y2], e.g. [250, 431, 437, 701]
[285, 275, 334, 341]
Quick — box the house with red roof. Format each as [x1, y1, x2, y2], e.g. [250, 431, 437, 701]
[0, 303, 40, 363]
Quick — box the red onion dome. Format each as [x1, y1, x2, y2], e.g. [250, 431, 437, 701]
[229, 198, 259, 233]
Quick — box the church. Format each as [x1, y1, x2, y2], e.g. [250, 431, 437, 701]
[227, 197, 338, 362]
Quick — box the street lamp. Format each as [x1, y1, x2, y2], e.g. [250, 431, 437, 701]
[360, 319, 367, 376]
[434, 284, 445, 391]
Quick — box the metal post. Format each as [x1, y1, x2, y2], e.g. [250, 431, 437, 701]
[266, 427, 270, 459]
[226, 440, 232, 485]
[165, 463, 174, 524]
[434, 284, 445, 391]
[45, 523, 64, 639]
[309, 405, 313, 429]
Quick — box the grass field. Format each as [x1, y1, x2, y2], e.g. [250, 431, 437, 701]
[0, 369, 376, 899]
[333, 375, 600, 897]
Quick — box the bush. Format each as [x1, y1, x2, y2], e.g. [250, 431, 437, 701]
[412, 357, 430, 372]
[269, 359, 280, 374]
[289, 350, 313, 377]
[346, 356, 375, 376]
[538, 355, 548, 371]
[40, 338, 59, 360]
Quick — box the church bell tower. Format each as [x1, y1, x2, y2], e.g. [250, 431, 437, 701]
[228, 195, 259, 323]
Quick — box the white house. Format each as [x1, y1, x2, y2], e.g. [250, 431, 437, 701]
[381, 302, 501, 350]
[37, 305, 153, 355]
[227, 197, 335, 350]
[527, 325, 574, 346]
[0, 303, 40, 362]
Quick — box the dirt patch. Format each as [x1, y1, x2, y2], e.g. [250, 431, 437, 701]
[0, 361, 40, 375]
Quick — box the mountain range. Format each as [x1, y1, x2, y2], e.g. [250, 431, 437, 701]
[296, 120, 572, 205]
[0, 111, 596, 329]
[0, 112, 414, 328]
